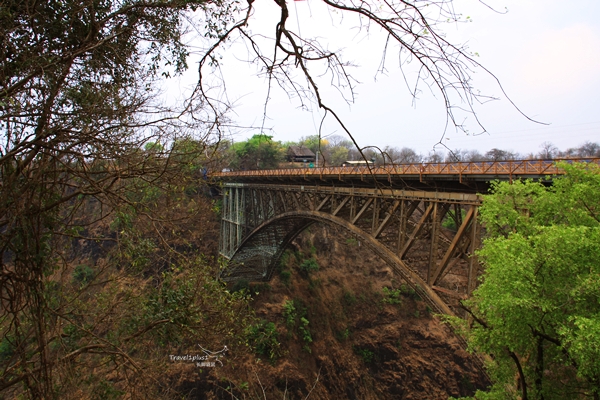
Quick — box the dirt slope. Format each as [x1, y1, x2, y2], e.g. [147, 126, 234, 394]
[181, 224, 489, 399]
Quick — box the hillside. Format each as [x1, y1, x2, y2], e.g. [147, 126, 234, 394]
[179, 224, 490, 399]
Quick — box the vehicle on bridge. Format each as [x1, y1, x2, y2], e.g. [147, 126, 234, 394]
[340, 160, 374, 167]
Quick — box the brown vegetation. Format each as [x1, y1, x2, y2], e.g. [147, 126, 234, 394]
[183, 225, 489, 399]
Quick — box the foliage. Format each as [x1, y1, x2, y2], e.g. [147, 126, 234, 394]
[451, 163, 600, 400]
[282, 300, 297, 329]
[72, 264, 96, 285]
[381, 287, 403, 305]
[299, 258, 320, 277]
[280, 270, 292, 286]
[342, 290, 357, 307]
[278, 250, 293, 286]
[246, 320, 281, 361]
[299, 317, 313, 343]
[299, 317, 313, 352]
[442, 208, 467, 231]
[393, 283, 421, 301]
[281, 299, 313, 351]
[336, 328, 352, 342]
[0, 0, 244, 396]
[353, 346, 375, 364]
[228, 135, 284, 170]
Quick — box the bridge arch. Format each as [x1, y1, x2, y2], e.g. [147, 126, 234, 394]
[221, 210, 453, 315]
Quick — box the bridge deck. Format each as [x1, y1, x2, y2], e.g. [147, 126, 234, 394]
[214, 158, 600, 185]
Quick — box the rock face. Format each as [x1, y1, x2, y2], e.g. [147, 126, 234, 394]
[185, 224, 489, 399]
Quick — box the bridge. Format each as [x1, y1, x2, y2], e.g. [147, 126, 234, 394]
[215, 158, 600, 316]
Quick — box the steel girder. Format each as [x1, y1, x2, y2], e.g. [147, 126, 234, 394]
[219, 183, 482, 315]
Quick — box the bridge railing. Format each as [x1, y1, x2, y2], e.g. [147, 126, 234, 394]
[214, 158, 600, 179]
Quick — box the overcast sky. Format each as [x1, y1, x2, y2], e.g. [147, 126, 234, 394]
[171, 0, 600, 157]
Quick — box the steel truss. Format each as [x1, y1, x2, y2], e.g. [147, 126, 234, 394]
[220, 183, 482, 315]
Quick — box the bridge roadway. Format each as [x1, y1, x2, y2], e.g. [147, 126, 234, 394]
[215, 157, 600, 190]
[215, 158, 599, 315]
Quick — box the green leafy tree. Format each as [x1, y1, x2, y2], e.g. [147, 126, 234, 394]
[451, 163, 600, 400]
[229, 134, 284, 170]
[0, 0, 247, 397]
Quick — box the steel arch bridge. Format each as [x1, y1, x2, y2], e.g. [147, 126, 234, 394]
[219, 183, 482, 315]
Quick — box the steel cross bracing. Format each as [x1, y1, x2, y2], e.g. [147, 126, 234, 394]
[219, 183, 482, 315]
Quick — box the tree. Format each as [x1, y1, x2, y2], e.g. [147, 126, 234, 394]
[330, 145, 351, 166]
[426, 151, 445, 163]
[0, 1, 250, 397]
[229, 134, 284, 170]
[394, 147, 422, 164]
[325, 135, 354, 165]
[578, 141, 600, 157]
[378, 146, 421, 164]
[538, 142, 559, 159]
[451, 163, 600, 400]
[445, 148, 471, 162]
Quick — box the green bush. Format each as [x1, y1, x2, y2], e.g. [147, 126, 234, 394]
[246, 320, 280, 361]
[299, 317, 312, 344]
[353, 346, 375, 364]
[282, 299, 313, 351]
[282, 300, 296, 328]
[279, 250, 291, 269]
[336, 328, 351, 341]
[0, 338, 15, 362]
[73, 264, 95, 285]
[400, 283, 421, 300]
[279, 270, 291, 286]
[381, 287, 402, 305]
[342, 290, 357, 307]
[299, 258, 319, 277]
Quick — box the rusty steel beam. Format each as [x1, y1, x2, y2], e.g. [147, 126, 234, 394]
[430, 206, 476, 285]
[213, 158, 600, 181]
[373, 200, 400, 238]
[219, 183, 484, 315]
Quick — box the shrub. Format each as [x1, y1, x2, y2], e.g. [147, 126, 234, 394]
[246, 320, 280, 361]
[282, 300, 297, 328]
[381, 287, 402, 305]
[353, 346, 375, 364]
[342, 290, 357, 307]
[299, 317, 312, 344]
[73, 264, 95, 285]
[0, 338, 15, 363]
[299, 258, 319, 277]
[279, 270, 291, 286]
[400, 283, 421, 300]
[279, 250, 291, 269]
[336, 328, 351, 341]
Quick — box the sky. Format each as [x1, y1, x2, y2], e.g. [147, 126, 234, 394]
[169, 0, 600, 158]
